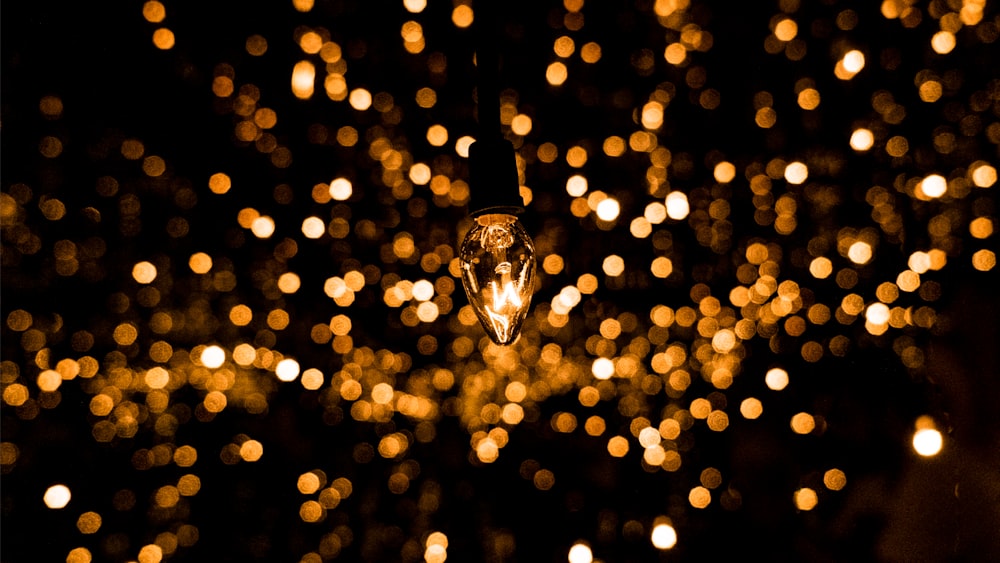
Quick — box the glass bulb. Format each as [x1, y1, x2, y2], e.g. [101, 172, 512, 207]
[459, 213, 536, 345]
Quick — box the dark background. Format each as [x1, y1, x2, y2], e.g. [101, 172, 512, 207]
[3, 0, 999, 561]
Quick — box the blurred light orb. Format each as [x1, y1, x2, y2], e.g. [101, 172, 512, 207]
[567, 543, 593, 563]
[765, 367, 789, 390]
[592, 357, 615, 380]
[595, 197, 620, 221]
[850, 128, 874, 151]
[920, 174, 947, 198]
[44, 484, 72, 509]
[276, 359, 301, 382]
[329, 178, 353, 201]
[843, 49, 865, 72]
[651, 522, 678, 549]
[848, 241, 873, 264]
[665, 191, 689, 220]
[201, 345, 226, 368]
[913, 428, 943, 457]
[784, 161, 808, 184]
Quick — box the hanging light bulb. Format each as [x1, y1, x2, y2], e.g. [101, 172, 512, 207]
[459, 137, 535, 345]
[460, 212, 535, 345]
[459, 0, 535, 345]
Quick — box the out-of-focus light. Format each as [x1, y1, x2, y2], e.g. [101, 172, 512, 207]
[970, 162, 997, 187]
[546, 62, 568, 86]
[329, 178, 353, 201]
[44, 484, 72, 509]
[665, 191, 689, 220]
[913, 427, 943, 457]
[784, 161, 808, 184]
[452, 4, 473, 28]
[201, 345, 226, 369]
[455, 136, 475, 157]
[592, 357, 614, 380]
[919, 174, 947, 198]
[794, 487, 818, 510]
[566, 175, 588, 197]
[291, 61, 316, 99]
[302, 217, 326, 239]
[931, 31, 956, 54]
[765, 367, 789, 390]
[848, 241, 873, 264]
[843, 50, 865, 72]
[850, 128, 874, 151]
[250, 216, 275, 239]
[459, 214, 536, 345]
[567, 542, 592, 563]
[651, 521, 678, 549]
[865, 302, 890, 325]
[349, 88, 372, 111]
[713, 161, 736, 183]
[132, 261, 157, 284]
[276, 359, 301, 382]
[835, 49, 865, 79]
[595, 197, 620, 221]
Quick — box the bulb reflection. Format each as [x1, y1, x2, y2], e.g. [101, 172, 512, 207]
[460, 213, 536, 345]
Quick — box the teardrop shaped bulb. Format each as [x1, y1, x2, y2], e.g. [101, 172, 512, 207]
[459, 213, 536, 345]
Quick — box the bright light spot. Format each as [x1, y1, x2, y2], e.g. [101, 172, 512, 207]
[452, 4, 473, 27]
[970, 162, 997, 187]
[239, 439, 264, 462]
[329, 178, 353, 201]
[567, 542, 593, 563]
[865, 302, 890, 325]
[602, 255, 625, 276]
[931, 31, 956, 54]
[291, 61, 316, 99]
[188, 252, 213, 274]
[843, 50, 865, 72]
[592, 357, 615, 380]
[349, 88, 372, 111]
[784, 161, 808, 184]
[250, 216, 275, 239]
[194, 346, 226, 370]
[791, 412, 815, 434]
[650, 522, 678, 549]
[713, 161, 736, 183]
[132, 261, 157, 284]
[774, 18, 798, 41]
[44, 484, 72, 509]
[511, 114, 532, 136]
[919, 174, 947, 198]
[740, 397, 763, 419]
[403, 0, 426, 12]
[455, 136, 475, 157]
[641, 101, 664, 129]
[427, 124, 448, 147]
[913, 428, 943, 456]
[275, 359, 301, 382]
[809, 256, 833, 279]
[765, 367, 789, 390]
[595, 198, 620, 221]
[302, 216, 326, 239]
[566, 175, 588, 197]
[850, 128, 874, 151]
[409, 163, 431, 185]
[847, 241, 873, 264]
[665, 191, 689, 220]
[794, 487, 818, 510]
[546, 62, 568, 86]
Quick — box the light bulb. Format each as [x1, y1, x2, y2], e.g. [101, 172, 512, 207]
[459, 213, 536, 345]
